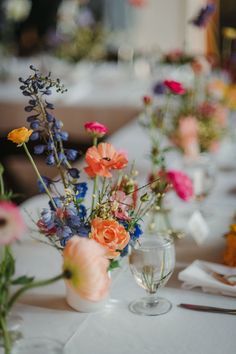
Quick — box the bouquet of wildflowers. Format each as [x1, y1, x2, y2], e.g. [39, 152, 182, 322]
[7, 66, 153, 278]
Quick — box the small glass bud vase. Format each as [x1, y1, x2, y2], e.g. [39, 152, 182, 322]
[145, 205, 184, 240]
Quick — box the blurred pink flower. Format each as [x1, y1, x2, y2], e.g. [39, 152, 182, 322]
[63, 236, 111, 302]
[213, 103, 228, 127]
[0, 201, 26, 245]
[167, 170, 193, 201]
[178, 116, 199, 158]
[128, 0, 147, 7]
[84, 121, 108, 137]
[110, 190, 132, 220]
[164, 80, 186, 95]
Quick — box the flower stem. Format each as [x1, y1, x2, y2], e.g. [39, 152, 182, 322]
[0, 163, 5, 196]
[0, 316, 11, 354]
[22, 143, 57, 210]
[91, 136, 98, 212]
[8, 273, 65, 311]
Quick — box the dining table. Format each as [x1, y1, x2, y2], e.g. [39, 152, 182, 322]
[10, 112, 236, 354]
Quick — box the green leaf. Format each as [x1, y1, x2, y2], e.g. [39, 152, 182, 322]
[108, 260, 120, 271]
[11, 276, 35, 285]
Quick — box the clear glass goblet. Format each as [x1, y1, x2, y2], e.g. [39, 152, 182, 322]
[128, 235, 175, 316]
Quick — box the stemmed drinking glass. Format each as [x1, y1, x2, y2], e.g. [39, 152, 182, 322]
[128, 235, 175, 316]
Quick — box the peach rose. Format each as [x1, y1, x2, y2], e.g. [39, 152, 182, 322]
[90, 218, 130, 258]
[8, 127, 33, 144]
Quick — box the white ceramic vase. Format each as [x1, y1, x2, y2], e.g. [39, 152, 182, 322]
[65, 285, 108, 313]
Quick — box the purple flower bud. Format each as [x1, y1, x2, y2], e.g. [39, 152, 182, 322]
[65, 149, 78, 161]
[46, 154, 55, 166]
[47, 140, 54, 151]
[34, 144, 46, 154]
[45, 100, 54, 109]
[23, 91, 31, 97]
[44, 89, 52, 95]
[29, 99, 36, 106]
[60, 131, 69, 141]
[54, 120, 63, 129]
[25, 105, 33, 112]
[27, 114, 40, 122]
[46, 112, 55, 122]
[68, 168, 80, 178]
[30, 120, 40, 129]
[37, 176, 52, 192]
[30, 131, 40, 141]
[58, 152, 66, 162]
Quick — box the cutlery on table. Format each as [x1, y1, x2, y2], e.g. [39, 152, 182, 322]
[178, 303, 236, 315]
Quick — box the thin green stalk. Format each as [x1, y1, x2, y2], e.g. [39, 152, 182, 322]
[91, 135, 98, 212]
[0, 170, 4, 196]
[22, 143, 57, 210]
[0, 316, 11, 354]
[8, 273, 65, 311]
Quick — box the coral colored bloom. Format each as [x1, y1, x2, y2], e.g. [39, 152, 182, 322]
[84, 143, 128, 178]
[7, 127, 33, 144]
[0, 201, 26, 245]
[178, 116, 199, 158]
[164, 80, 186, 95]
[167, 170, 193, 201]
[84, 121, 108, 137]
[63, 237, 111, 301]
[90, 218, 130, 258]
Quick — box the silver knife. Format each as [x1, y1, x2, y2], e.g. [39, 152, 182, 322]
[178, 303, 236, 315]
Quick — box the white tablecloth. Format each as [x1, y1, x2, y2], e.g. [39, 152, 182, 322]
[13, 118, 236, 354]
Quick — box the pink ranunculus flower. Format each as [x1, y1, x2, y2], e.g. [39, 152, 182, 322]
[178, 116, 199, 158]
[63, 236, 111, 302]
[167, 170, 194, 201]
[164, 80, 186, 95]
[84, 121, 108, 137]
[110, 190, 133, 220]
[0, 201, 26, 245]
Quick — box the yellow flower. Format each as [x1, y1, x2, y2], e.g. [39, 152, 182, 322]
[223, 27, 236, 40]
[7, 127, 33, 144]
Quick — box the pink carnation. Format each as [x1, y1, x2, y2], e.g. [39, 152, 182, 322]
[0, 201, 26, 245]
[167, 170, 193, 201]
[164, 80, 186, 95]
[84, 121, 108, 137]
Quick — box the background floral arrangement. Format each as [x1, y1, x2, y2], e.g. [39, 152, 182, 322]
[140, 91, 193, 238]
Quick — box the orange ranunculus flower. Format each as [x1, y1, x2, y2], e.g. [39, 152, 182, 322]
[63, 236, 111, 301]
[8, 127, 33, 144]
[84, 142, 128, 178]
[90, 218, 130, 259]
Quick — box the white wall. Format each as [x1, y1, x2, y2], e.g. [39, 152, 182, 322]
[127, 0, 206, 54]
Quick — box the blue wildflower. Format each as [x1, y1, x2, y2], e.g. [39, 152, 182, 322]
[60, 132, 69, 141]
[65, 149, 78, 161]
[40, 208, 55, 229]
[153, 81, 166, 95]
[191, 4, 215, 28]
[130, 223, 143, 241]
[37, 176, 53, 193]
[46, 154, 55, 165]
[77, 223, 91, 238]
[75, 182, 88, 199]
[34, 144, 46, 155]
[68, 168, 80, 179]
[78, 204, 87, 218]
[30, 131, 40, 141]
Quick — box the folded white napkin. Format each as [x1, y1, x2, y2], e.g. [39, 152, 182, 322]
[178, 260, 236, 297]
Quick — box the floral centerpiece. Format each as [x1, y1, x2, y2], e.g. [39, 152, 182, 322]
[7, 66, 153, 311]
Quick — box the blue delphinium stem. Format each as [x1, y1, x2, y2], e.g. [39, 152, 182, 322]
[23, 143, 57, 210]
[91, 136, 98, 212]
